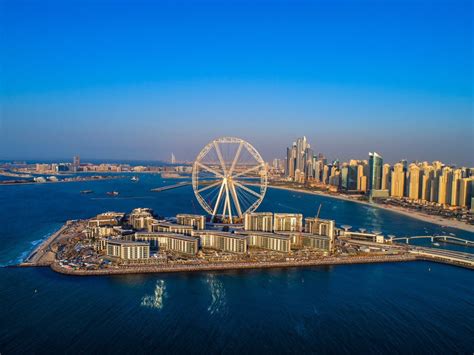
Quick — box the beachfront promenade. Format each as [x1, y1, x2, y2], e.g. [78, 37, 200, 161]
[50, 254, 419, 276]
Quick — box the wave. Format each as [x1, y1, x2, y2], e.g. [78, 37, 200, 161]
[206, 275, 227, 315]
[141, 280, 166, 310]
[0, 233, 52, 267]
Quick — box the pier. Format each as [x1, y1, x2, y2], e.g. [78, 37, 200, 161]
[388, 235, 474, 247]
[151, 182, 191, 192]
[409, 247, 474, 269]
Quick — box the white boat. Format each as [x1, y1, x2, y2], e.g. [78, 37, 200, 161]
[432, 242, 440, 247]
[131, 176, 139, 182]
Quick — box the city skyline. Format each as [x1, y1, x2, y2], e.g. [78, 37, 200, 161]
[1, 0, 472, 165]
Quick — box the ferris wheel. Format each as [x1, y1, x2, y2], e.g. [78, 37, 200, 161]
[192, 137, 267, 223]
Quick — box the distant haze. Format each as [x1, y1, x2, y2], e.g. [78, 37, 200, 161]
[1, 0, 472, 166]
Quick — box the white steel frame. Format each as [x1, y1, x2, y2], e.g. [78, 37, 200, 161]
[192, 137, 267, 223]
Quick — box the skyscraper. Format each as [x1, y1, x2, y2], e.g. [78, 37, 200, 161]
[368, 152, 383, 193]
[285, 137, 313, 181]
[459, 178, 474, 208]
[381, 163, 391, 190]
[450, 169, 463, 206]
[421, 166, 434, 201]
[295, 136, 308, 172]
[438, 167, 453, 205]
[286, 144, 297, 179]
[408, 163, 422, 200]
[356, 162, 368, 192]
[391, 163, 405, 198]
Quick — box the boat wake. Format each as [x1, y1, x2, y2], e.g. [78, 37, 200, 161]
[206, 275, 227, 315]
[141, 280, 166, 310]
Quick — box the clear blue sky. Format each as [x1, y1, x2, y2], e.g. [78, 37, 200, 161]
[0, 0, 472, 165]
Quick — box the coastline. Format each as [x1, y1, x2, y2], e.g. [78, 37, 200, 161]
[48, 254, 420, 276]
[0, 176, 124, 186]
[268, 185, 474, 233]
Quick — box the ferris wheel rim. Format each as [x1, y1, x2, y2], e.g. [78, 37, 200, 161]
[192, 137, 267, 221]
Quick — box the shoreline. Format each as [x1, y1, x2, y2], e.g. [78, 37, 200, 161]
[268, 185, 474, 233]
[0, 176, 124, 186]
[46, 254, 420, 276]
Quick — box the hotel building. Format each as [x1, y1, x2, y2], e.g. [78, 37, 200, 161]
[273, 213, 303, 232]
[194, 231, 248, 254]
[134, 232, 198, 255]
[241, 231, 291, 253]
[129, 208, 155, 230]
[106, 240, 150, 260]
[176, 214, 206, 230]
[149, 221, 195, 235]
[300, 233, 331, 251]
[244, 212, 274, 232]
[304, 217, 335, 252]
[88, 212, 125, 227]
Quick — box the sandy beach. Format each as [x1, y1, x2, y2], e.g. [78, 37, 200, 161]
[268, 185, 474, 234]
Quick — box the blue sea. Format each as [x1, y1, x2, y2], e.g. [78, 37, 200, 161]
[0, 174, 473, 353]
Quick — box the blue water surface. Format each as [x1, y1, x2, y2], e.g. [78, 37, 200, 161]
[0, 174, 473, 353]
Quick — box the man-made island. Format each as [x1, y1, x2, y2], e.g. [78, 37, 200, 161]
[20, 208, 474, 275]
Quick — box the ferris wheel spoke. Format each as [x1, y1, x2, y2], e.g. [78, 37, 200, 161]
[196, 161, 224, 178]
[211, 181, 226, 219]
[228, 141, 243, 176]
[231, 165, 261, 179]
[228, 180, 243, 217]
[213, 141, 227, 175]
[197, 181, 221, 193]
[233, 180, 262, 199]
[223, 180, 233, 223]
[236, 187, 253, 212]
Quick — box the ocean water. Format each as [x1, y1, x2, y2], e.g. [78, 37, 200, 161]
[0, 174, 473, 353]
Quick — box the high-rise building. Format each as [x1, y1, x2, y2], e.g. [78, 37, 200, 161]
[273, 213, 303, 232]
[356, 162, 368, 192]
[421, 166, 434, 201]
[171, 153, 176, 164]
[391, 163, 405, 198]
[244, 212, 274, 232]
[295, 136, 308, 172]
[408, 163, 422, 200]
[381, 163, 391, 191]
[285, 137, 314, 182]
[368, 152, 383, 192]
[450, 169, 463, 206]
[286, 144, 297, 179]
[458, 177, 474, 208]
[341, 165, 349, 190]
[438, 167, 453, 205]
[322, 165, 331, 185]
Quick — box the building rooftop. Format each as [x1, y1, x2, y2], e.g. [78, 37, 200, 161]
[193, 230, 249, 239]
[107, 240, 149, 246]
[135, 232, 198, 242]
[152, 221, 194, 229]
[274, 213, 303, 218]
[239, 230, 292, 239]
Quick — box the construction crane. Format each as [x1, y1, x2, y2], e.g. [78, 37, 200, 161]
[315, 203, 322, 219]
